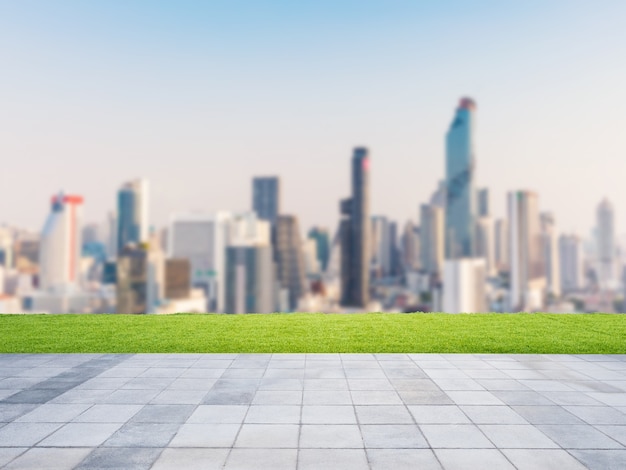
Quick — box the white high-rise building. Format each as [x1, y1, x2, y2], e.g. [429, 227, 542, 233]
[494, 218, 509, 273]
[540, 212, 561, 299]
[169, 211, 270, 312]
[443, 258, 487, 313]
[559, 234, 584, 293]
[370, 216, 391, 278]
[420, 204, 444, 277]
[508, 191, 546, 311]
[596, 199, 615, 289]
[39, 193, 84, 291]
[302, 238, 320, 276]
[475, 216, 495, 277]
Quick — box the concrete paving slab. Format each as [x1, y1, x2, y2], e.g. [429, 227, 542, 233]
[1, 353, 626, 468]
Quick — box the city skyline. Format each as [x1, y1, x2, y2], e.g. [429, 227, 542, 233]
[2, 1, 626, 237]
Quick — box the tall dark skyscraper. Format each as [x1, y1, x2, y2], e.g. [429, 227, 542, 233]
[340, 147, 370, 308]
[445, 98, 477, 259]
[252, 177, 280, 226]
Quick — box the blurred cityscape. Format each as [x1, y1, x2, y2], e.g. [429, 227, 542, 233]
[0, 98, 623, 315]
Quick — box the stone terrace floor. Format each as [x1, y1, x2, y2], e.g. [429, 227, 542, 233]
[0, 354, 625, 469]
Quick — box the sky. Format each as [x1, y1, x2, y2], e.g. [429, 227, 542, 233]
[1, 0, 626, 238]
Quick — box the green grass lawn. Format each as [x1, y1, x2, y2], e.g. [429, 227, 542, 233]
[0, 313, 624, 354]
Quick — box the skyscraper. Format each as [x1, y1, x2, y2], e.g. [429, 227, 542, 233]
[252, 177, 280, 226]
[400, 221, 420, 272]
[443, 258, 487, 313]
[274, 215, 307, 311]
[420, 204, 444, 277]
[559, 234, 584, 293]
[225, 244, 274, 314]
[494, 219, 509, 273]
[477, 188, 489, 218]
[168, 211, 269, 312]
[540, 212, 561, 299]
[475, 216, 495, 277]
[117, 179, 149, 253]
[445, 98, 477, 259]
[370, 216, 391, 279]
[340, 147, 370, 308]
[308, 227, 330, 272]
[508, 190, 545, 311]
[39, 193, 84, 291]
[596, 198, 615, 289]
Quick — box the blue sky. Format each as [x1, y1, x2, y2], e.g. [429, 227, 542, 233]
[1, 0, 626, 237]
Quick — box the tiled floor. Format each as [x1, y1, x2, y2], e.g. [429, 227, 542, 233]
[0, 354, 625, 469]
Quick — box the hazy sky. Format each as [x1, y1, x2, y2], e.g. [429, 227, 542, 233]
[1, 0, 626, 238]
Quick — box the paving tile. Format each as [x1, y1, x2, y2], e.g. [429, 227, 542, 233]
[433, 378, 484, 391]
[511, 405, 585, 424]
[298, 449, 369, 470]
[388, 379, 438, 391]
[502, 449, 587, 470]
[75, 378, 131, 390]
[151, 389, 208, 404]
[492, 390, 556, 406]
[446, 391, 504, 405]
[3, 448, 92, 470]
[258, 378, 303, 390]
[587, 392, 626, 407]
[408, 405, 471, 424]
[222, 368, 266, 379]
[301, 405, 356, 424]
[367, 449, 442, 470]
[538, 424, 624, 449]
[169, 423, 241, 447]
[398, 391, 454, 405]
[303, 379, 349, 391]
[355, 405, 413, 424]
[166, 378, 217, 390]
[0, 422, 62, 446]
[479, 424, 559, 448]
[434, 449, 515, 470]
[541, 391, 605, 406]
[383, 368, 428, 379]
[74, 447, 162, 470]
[103, 422, 179, 447]
[475, 379, 529, 391]
[225, 449, 297, 470]
[303, 391, 352, 405]
[304, 368, 344, 379]
[594, 425, 626, 446]
[568, 449, 626, 470]
[121, 377, 175, 390]
[420, 424, 494, 448]
[351, 390, 403, 405]
[38, 423, 122, 447]
[0, 448, 27, 467]
[460, 405, 527, 424]
[72, 404, 142, 423]
[264, 368, 304, 379]
[151, 449, 229, 470]
[186, 405, 249, 423]
[50, 389, 113, 404]
[15, 404, 90, 423]
[343, 368, 387, 380]
[202, 388, 256, 405]
[300, 424, 363, 448]
[252, 390, 302, 405]
[129, 404, 195, 423]
[0, 404, 38, 422]
[102, 389, 160, 404]
[361, 424, 428, 448]
[245, 405, 301, 424]
[234, 424, 299, 448]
